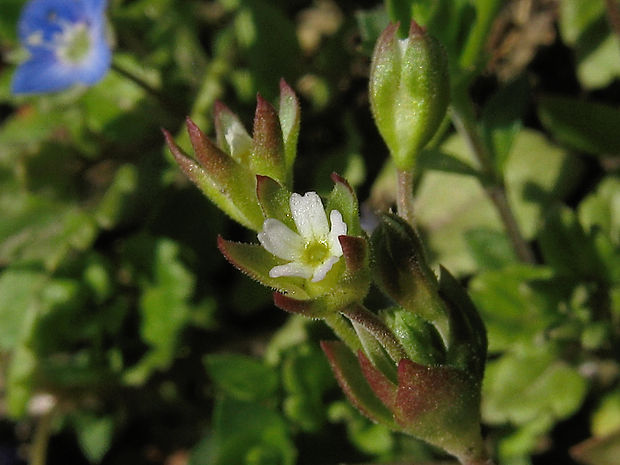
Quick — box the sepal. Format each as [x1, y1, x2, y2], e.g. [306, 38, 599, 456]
[370, 213, 449, 342]
[326, 173, 362, 237]
[163, 126, 263, 231]
[217, 236, 309, 299]
[320, 341, 398, 428]
[251, 94, 287, 185]
[438, 266, 487, 378]
[256, 175, 294, 229]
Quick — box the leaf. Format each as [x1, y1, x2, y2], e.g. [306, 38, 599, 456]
[0, 269, 47, 351]
[468, 265, 558, 352]
[205, 353, 278, 402]
[463, 228, 517, 270]
[189, 397, 296, 465]
[281, 343, 335, 432]
[73, 413, 115, 463]
[538, 95, 620, 155]
[482, 346, 588, 425]
[538, 206, 608, 282]
[481, 76, 529, 173]
[124, 239, 194, 385]
[558, 0, 605, 45]
[415, 129, 579, 274]
[592, 390, 620, 437]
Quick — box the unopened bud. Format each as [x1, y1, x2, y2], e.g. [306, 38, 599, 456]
[369, 21, 449, 170]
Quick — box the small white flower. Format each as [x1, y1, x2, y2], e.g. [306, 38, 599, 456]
[258, 191, 347, 282]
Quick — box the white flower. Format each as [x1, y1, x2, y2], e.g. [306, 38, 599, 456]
[258, 191, 347, 282]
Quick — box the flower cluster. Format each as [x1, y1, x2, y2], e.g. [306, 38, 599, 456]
[165, 49, 488, 463]
[12, 0, 111, 95]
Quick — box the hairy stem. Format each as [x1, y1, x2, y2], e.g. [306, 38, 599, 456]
[450, 102, 536, 264]
[30, 405, 57, 465]
[324, 313, 363, 354]
[396, 168, 416, 227]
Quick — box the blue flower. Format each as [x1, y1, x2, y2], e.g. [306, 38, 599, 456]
[11, 0, 111, 95]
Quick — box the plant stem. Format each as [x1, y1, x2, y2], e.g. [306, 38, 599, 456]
[324, 313, 363, 354]
[450, 101, 536, 264]
[396, 168, 416, 227]
[30, 405, 57, 465]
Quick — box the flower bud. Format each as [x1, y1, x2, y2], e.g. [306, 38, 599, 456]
[370, 213, 450, 342]
[369, 21, 449, 170]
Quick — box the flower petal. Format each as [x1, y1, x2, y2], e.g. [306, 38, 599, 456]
[258, 218, 304, 260]
[312, 255, 340, 282]
[270, 262, 314, 279]
[11, 52, 75, 94]
[290, 192, 329, 241]
[328, 209, 347, 255]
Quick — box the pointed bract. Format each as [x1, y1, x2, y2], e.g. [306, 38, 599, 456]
[252, 94, 286, 184]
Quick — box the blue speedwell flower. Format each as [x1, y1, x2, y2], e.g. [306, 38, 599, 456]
[11, 0, 111, 95]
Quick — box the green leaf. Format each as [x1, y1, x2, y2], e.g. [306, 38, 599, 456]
[592, 390, 620, 437]
[468, 265, 557, 352]
[73, 413, 115, 463]
[464, 228, 517, 270]
[538, 206, 607, 282]
[482, 346, 588, 425]
[579, 177, 620, 246]
[189, 397, 296, 465]
[577, 33, 620, 90]
[558, 0, 605, 45]
[538, 95, 620, 155]
[205, 353, 278, 401]
[124, 239, 194, 385]
[281, 343, 335, 432]
[0, 269, 47, 351]
[481, 76, 529, 174]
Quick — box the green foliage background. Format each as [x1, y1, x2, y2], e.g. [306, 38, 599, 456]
[0, 1, 618, 465]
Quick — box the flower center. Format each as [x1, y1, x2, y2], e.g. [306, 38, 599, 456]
[57, 23, 92, 63]
[302, 241, 330, 266]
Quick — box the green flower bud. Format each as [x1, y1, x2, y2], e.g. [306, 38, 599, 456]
[369, 21, 449, 170]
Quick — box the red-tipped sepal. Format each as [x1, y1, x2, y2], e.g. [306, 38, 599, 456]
[164, 121, 264, 231]
[273, 292, 330, 318]
[393, 360, 486, 464]
[217, 236, 309, 299]
[251, 94, 286, 185]
[320, 341, 398, 428]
